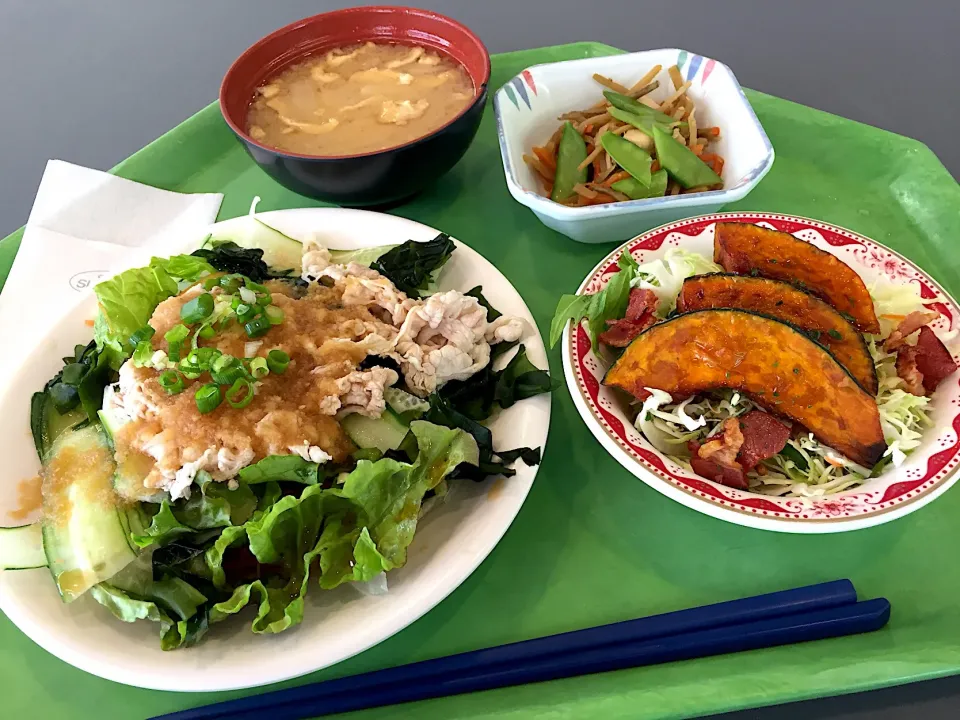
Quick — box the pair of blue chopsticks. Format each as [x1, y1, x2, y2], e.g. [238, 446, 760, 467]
[155, 579, 888, 720]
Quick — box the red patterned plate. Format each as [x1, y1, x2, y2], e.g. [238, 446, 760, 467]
[562, 212, 960, 533]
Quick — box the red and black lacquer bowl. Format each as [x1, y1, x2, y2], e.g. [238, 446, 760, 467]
[220, 6, 490, 207]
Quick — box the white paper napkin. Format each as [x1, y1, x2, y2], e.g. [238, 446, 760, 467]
[0, 160, 223, 371]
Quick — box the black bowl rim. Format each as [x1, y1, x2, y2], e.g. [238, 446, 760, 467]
[219, 5, 492, 163]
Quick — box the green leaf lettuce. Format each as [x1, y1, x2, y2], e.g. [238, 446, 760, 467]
[93, 255, 214, 368]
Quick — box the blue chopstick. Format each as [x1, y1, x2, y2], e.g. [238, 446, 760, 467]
[261, 598, 888, 720]
[156, 580, 861, 720]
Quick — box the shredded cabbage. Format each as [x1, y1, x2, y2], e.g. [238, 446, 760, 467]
[626, 252, 935, 497]
[631, 248, 722, 314]
[868, 275, 931, 338]
[870, 339, 932, 467]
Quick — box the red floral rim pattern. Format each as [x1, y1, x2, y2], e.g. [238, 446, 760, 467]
[567, 213, 960, 523]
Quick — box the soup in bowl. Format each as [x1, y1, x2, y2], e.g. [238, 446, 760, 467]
[221, 7, 490, 207]
[247, 42, 475, 156]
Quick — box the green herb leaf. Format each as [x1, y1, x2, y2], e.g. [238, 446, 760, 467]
[549, 250, 638, 352]
[550, 294, 592, 348]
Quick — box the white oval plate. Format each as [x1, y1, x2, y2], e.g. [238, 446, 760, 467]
[563, 212, 960, 533]
[0, 208, 551, 691]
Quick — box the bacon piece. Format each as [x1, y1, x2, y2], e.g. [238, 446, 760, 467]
[736, 410, 791, 470]
[598, 312, 657, 347]
[600, 288, 657, 347]
[625, 287, 658, 321]
[599, 288, 660, 348]
[895, 325, 957, 397]
[699, 418, 744, 464]
[687, 418, 748, 489]
[896, 326, 957, 396]
[896, 347, 926, 396]
[914, 326, 957, 392]
[689, 455, 748, 489]
[884, 310, 939, 351]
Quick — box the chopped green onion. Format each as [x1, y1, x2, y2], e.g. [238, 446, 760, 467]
[181, 293, 214, 324]
[132, 341, 154, 367]
[235, 304, 255, 323]
[195, 383, 222, 413]
[202, 276, 220, 291]
[210, 353, 234, 373]
[257, 293, 273, 307]
[239, 287, 257, 304]
[246, 280, 269, 294]
[195, 347, 222, 370]
[168, 340, 183, 363]
[158, 369, 186, 394]
[249, 357, 269, 379]
[198, 325, 216, 339]
[128, 325, 156, 349]
[225, 378, 255, 409]
[178, 349, 203, 377]
[165, 324, 190, 344]
[265, 305, 285, 325]
[219, 274, 243, 293]
[267, 349, 290, 374]
[178, 363, 202, 381]
[245, 314, 272, 338]
[210, 354, 245, 385]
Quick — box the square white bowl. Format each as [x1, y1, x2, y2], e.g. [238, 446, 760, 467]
[494, 49, 775, 244]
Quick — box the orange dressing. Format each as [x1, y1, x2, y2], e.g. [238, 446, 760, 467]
[8, 475, 42, 522]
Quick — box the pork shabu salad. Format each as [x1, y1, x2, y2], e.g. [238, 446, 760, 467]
[553, 222, 958, 498]
[3, 222, 549, 649]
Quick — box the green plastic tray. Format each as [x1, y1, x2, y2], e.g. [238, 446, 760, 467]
[3, 42, 960, 720]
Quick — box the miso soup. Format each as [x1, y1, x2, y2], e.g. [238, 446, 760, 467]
[246, 42, 475, 156]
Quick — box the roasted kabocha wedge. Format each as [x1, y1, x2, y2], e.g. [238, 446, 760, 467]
[677, 273, 878, 395]
[714, 222, 881, 334]
[603, 309, 886, 468]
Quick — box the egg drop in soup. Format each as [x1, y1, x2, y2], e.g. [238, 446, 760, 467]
[246, 43, 475, 156]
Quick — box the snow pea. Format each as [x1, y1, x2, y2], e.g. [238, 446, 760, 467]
[612, 170, 668, 200]
[601, 133, 652, 185]
[608, 107, 670, 137]
[550, 122, 588, 202]
[604, 91, 685, 127]
[652, 125, 722, 189]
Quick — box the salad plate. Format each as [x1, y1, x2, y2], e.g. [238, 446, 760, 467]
[0, 207, 550, 691]
[562, 212, 960, 533]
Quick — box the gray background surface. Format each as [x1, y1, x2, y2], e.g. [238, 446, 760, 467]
[2, 1, 959, 717]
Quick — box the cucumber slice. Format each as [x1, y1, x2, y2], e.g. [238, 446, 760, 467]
[31, 392, 85, 461]
[341, 410, 410, 453]
[98, 406, 125, 445]
[41, 424, 138, 602]
[0, 524, 47, 570]
[328, 245, 394, 267]
[383, 387, 429, 416]
[207, 218, 303, 273]
[99, 407, 166, 503]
